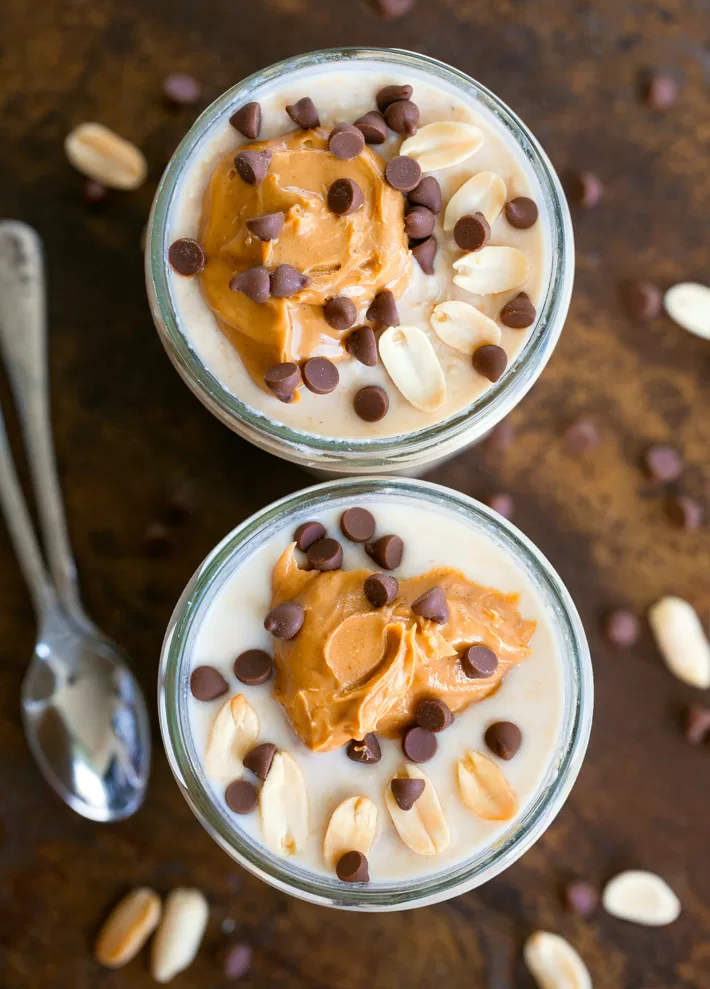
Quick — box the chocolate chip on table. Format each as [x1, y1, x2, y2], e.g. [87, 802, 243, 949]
[364, 573, 399, 607]
[411, 236, 437, 274]
[564, 418, 599, 454]
[223, 941, 253, 980]
[84, 179, 108, 204]
[190, 665, 228, 701]
[564, 880, 599, 917]
[619, 279, 662, 320]
[402, 725, 437, 763]
[685, 704, 710, 745]
[384, 155, 422, 193]
[143, 522, 174, 557]
[163, 72, 201, 106]
[404, 205, 435, 241]
[336, 850, 370, 883]
[163, 478, 197, 525]
[484, 492, 514, 519]
[408, 176, 442, 214]
[384, 99, 419, 136]
[366, 289, 399, 326]
[230, 264, 271, 303]
[243, 742, 277, 780]
[346, 733, 382, 764]
[643, 443, 684, 484]
[390, 777, 426, 811]
[486, 420, 517, 450]
[354, 110, 389, 144]
[264, 362, 301, 402]
[234, 649, 273, 685]
[324, 296, 357, 331]
[328, 122, 365, 160]
[416, 698, 453, 733]
[485, 721, 522, 760]
[294, 520, 326, 551]
[285, 96, 320, 129]
[372, 0, 413, 18]
[264, 602, 305, 639]
[461, 644, 498, 679]
[346, 325, 378, 366]
[225, 779, 259, 815]
[354, 385, 389, 422]
[229, 102, 262, 139]
[500, 292, 536, 329]
[270, 264, 312, 298]
[327, 177, 365, 216]
[665, 495, 703, 531]
[340, 507, 376, 543]
[643, 71, 678, 110]
[246, 211, 284, 241]
[411, 586, 448, 623]
[565, 170, 603, 209]
[473, 344, 507, 382]
[453, 213, 490, 252]
[376, 84, 413, 113]
[504, 197, 539, 229]
[306, 537, 343, 571]
[365, 534, 404, 570]
[603, 609, 640, 648]
[168, 238, 206, 276]
[302, 357, 339, 394]
[233, 149, 272, 184]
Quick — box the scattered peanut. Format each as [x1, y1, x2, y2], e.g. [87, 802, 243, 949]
[94, 887, 162, 968]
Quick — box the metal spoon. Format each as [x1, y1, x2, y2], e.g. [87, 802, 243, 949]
[0, 221, 150, 821]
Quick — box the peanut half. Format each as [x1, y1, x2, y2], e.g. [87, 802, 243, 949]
[602, 870, 681, 926]
[378, 325, 446, 412]
[523, 931, 592, 989]
[648, 596, 710, 688]
[431, 301, 501, 354]
[444, 170, 507, 230]
[259, 751, 309, 856]
[204, 693, 259, 779]
[64, 122, 148, 190]
[453, 246, 530, 297]
[94, 887, 162, 968]
[150, 888, 209, 984]
[664, 282, 710, 340]
[400, 121, 484, 172]
[385, 764, 450, 857]
[456, 750, 517, 821]
[323, 795, 378, 869]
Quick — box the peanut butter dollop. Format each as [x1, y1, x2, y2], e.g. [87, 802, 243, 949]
[198, 129, 411, 388]
[271, 545, 536, 752]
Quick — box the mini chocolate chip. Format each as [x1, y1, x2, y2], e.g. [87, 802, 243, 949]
[354, 385, 389, 422]
[354, 110, 388, 144]
[461, 644, 498, 679]
[324, 296, 357, 331]
[485, 721, 522, 760]
[402, 725, 437, 763]
[340, 507, 376, 543]
[404, 205, 435, 241]
[566, 170, 603, 208]
[143, 522, 174, 557]
[223, 942, 253, 980]
[416, 698, 453, 733]
[453, 212, 490, 252]
[685, 704, 710, 745]
[225, 779, 259, 814]
[346, 733, 382, 764]
[504, 197, 539, 229]
[564, 881, 599, 917]
[365, 534, 403, 570]
[390, 777, 426, 811]
[230, 264, 270, 303]
[336, 850, 369, 883]
[229, 102, 262, 139]
[619, 279, 662, 320]
[264, 602, 305, 639]
[411, 236, 437, 274]
[603, 609, 640, 648]
[328, 122, 365, 160]
[264, 362, 301, 402]
[163, 72, 201, 106]
[643, 72, 678, 110]
[302, 357, 339, 395]
[372, 0, 413, 17]
[376, 84, 413, 113]
[564, 418, 599, 454]
[384, 99, 419, 136]
[233, 149, 272, 184]
[327, 177, 365, 215]
[168, 238, 206, 276]
[163, 479, 197, 525]
[364, 573, 399, 607]
[384, 155, 422, 193]
[270, 264, 311, 298]
[366, 289, 399, 326]
[473, 344, 507, 382]
[190, 665, 228, 701]
[346, 325, 378, 366]
[411, 586, 448, 623]
[500, 292, 536, 329]
[306, 537, 343, 571]
[644, 444, 683, 483]
[243, 742, 277, 780]
[84, 179, 108, 204]
[486, 420, 517, 450]
[294, 520, 326, 551]
[665, 495, 703, 531]
[408, 176, 442, 214]
[234, 649, 273, 686]
[484, 492, 514, 519]
[285, 96, 320, 129]
[246, 211, 284, 241]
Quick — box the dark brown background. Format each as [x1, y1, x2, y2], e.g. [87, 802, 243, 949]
[1, 0, 709, 986]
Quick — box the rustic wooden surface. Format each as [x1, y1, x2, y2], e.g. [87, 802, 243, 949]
[1, 0, 709, 986]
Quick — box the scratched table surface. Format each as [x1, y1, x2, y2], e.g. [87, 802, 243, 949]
[1, 0, 709, 986]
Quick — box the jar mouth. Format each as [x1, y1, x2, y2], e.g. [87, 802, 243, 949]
[146, 47, 574, 466]
[158, 477, 593, 911]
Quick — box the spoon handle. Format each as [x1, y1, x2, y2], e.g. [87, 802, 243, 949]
[0, 221, 85, 626]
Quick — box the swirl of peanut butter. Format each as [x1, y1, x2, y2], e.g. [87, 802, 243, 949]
[198, 128, 411, 388]
[270, 545, 536, 752]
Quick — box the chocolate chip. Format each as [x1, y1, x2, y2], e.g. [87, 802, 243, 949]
[402, 725, 437, 763]
[225, 779, 258, 814]
[408, 176, 442, 214]
[484, 492, 514, 519]
[484, 721, 522, 760]
[453, 213, 490, 252]
[461, 644, 498, 679]
[230, 264, 270, 303]
[264, 602, 305, 639]
[643, 72, 678, 110]
[384, 155, 422, 193]
[366, 289, 399, 326]
[643, 444, 683, 483]
[354, 385, 389, 422]
[336, 850, 369, 883]
[473, 344, 507, 382]
[223, 942, 253, 980]
[301, 357, 339, 395]
[285, 96, 320, 129]
[665, 495, 703, 531]
[234, 649, 273, 686]
[163, 479, 197, 525]
[246, 211, 284, 241]
[500, 292, 536, 329]
[372, 0, 413, 17]
[566, 170, 603, 208]
[504, 197, 539, 229]
[416, 698, 453, 733]
[163, 72, 201, 106]
[264, 362, 301, 402]
[685, 704, 710, 745]
[168, 238, 206, 276]
[364, 573, 399, 607]
[564, 418, 599, 454]
[346, 733, 382, 764]
[190, 665, 228, 701]
[306, 537, 343, 571]
[345, 325, 378, 366]
[229, 102, 262, 139]
[143, 522, 174, 557]
[340, 507, 376, 543]
[365, 534, 403, 570]
[354, 111, 388, 144]
[84, 179, 108, 204]
[327, 177, 365, 216]
[619, 279, 662, 320]
[603, 609, 640, 648]
[564, 880, 599, 917]
[486, 420, 517, 450]
[404, 205, 435, 241]
[411, 586, 448, 623]
[270, 264, 311, 298]
[384, 99, 419, 136]
[411, 236, 437, 274]
[243, 742, 277, 780]
[324, 296, 357, 331]
[294, 520, 326, 551]
[390, 777, 425, 811]
[233, 149, 271, 184]
[328, 122, 365, 160]
[376, 84, 413, 113]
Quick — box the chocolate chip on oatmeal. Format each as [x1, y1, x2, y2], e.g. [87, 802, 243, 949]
[230, 264, 271, 303]
[302, 357, 339, 394]
[408, 176, 442, 214]
[223, 942, 253, 980]
[327, 177, 365, 215]
[411, 236, 437, 274]
[384, 155, 422, 193]
[504, 197, 539, 229]
[270, 264, 312, 298]
[168, 238, 205, 276]
[564, 880, 599, 917]
[619, 279, 662, 320]
[384, 99, 419, 136]
[294, 520, 326, 551]
[402, 725, 437, 763]
[324, 296, 358, 330]
[225, 779, 259, 814]
[190, 665, 228, 701]
[346, 325, 378, 366]
[328, 122, 365, 160]
[229, 102, 262, 139]
[364, 573, 399, 607]
[404, 205, 435, 241]
[163, 72, 201, 106]
[485, 721, 522, 760]
[453, 212, 490, 252]
[461, 644, 498, 679]
[473, 344, 507, 382]
[354, 110, 389, 144]
[306, 537, 343, 571]
[233, 149, 271, 184]
[390, 777, 426, 811]
[264, 602, 305, 639]
[643, 71, 678, 110]
[685, 704, 710, 745]
[500, 292, 536, 329]
[354, 385, 389, 422]
[416, 698, 453, 733]
[264, 362, 301, 402]
[346, 733, 382, 764]
[285, 96, 320, 129]
[411, 586, 448, 623]
[376, 84, 413, 113]
[336, 850, 369, 883]
[643, 444, 684, 484]
[366, 289, 400, 326]
[246, 211, 284, 241]
[603, 609, 640, 648]
[665, 495, 703, 531]
[365, 534, 403, 570]
[243, 742, 277, 780]
[234, 649, 273, 686]
[484, 492, 514, 519]
[340, 507, 376, 543]
[564, 418, 600, 454]
[566, 170, 603, 208]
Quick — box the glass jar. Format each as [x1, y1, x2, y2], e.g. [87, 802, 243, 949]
[159, 477, 592, 911]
